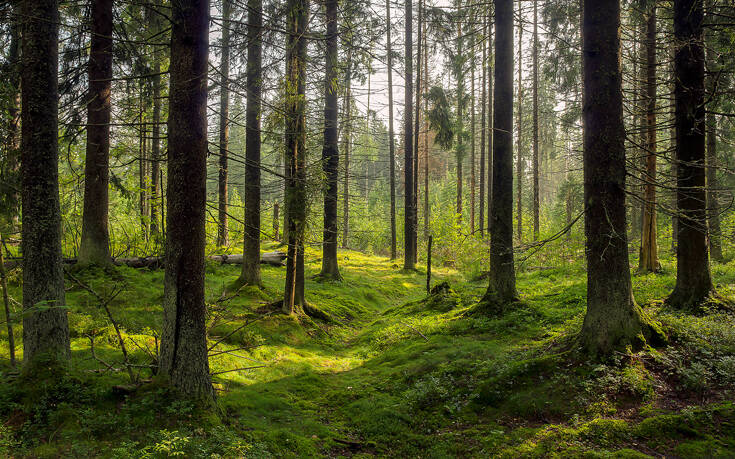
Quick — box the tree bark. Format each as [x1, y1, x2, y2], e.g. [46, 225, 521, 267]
[413, 0, 422, 263]
[580, 0, 655, 356]
[386, 0, 397, 260]
[516, 7, 523, 243]
[283, 0, 309, 313]
[639, 5, 660, 273]
[217, 0, 231, 247]
[79, 0, 113, 266]
[456, 0, 464, 223]
[2, 1, 21, 226]
[342, 50, 352, 249]
[320, 0, 341, 280]
[532, 0, 540, 241]
[404, 0, 416, 270]
[705, 1, 723, 263]
[667, 0, 715, 309]
[480, 15, 487, 237]
[149, 2, 163, 239]
[160, 0, 213, 399]
[483, 0, 517, 306]
[487, 21, 493, 233]
[471, 35, 476, 236]
[241, 0, 263, 286]
[20, 0, 71, 367]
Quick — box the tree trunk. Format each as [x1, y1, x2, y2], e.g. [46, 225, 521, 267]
[150, 51, 162, 238]
[241, 0, 263, 286]
[667, 0, 714, 309]
[79, 0, 113, 266]
[386, 0, 397, 260]
[342, 50, 352, 249]
[217, 0, 231, 247]
[320, 0, 341, 280]
[160, 0, 213, 400]
[480, 15, 487, 237]
[413, 0, 422, 263]
[423, 15, 429, 238]
[20, 0, 71, 368]
[404, 0, 416, 270]
[516, 8, 523, 243]
[580, 0, 655, 356]
[483, 0, 517, 306]
[532, 0, 540, 241]
[456, 0, 464, 223]
[2, 1, 21, 226]
[471, 38, 476, 236]
[639, 5, 659, 273]
[149, 2, 163, 240]
[705, 2, 723, 263]
[283, 0, 309, 313]
[487, 21, 493, 233]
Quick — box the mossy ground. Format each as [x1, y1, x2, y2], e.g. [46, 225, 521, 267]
[1, 244, 734, 457]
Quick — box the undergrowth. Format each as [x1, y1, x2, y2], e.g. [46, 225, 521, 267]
[1, 246, 734, 457]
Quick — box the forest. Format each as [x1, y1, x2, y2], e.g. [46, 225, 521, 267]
[1, 0, 735, 456]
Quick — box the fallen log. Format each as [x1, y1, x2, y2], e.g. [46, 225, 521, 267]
[3, 252, 287, 270]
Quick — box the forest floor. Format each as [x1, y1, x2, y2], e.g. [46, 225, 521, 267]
[1, 243, 735, 458]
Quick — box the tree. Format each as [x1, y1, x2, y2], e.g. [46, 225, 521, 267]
[1, 0, 21, 226]
[79, 0, 113, 266]
[483, 0, 517, 306]
[320, 0, 342, 280]
[240, 0, 263, 286]
[149, 2, 164, 239]
[20, 0, 71, 367]
[667, 0, 715, 309]
[705, 0, 723, 263]
[479, 15, 488, 237]
[404, 0, 417, 270]
[283, 0, 309, 312]
[579, 0, 658, 355]
[342, 49, 352, 249]
[159, 0, 213, 399]
[386, 0, 397, 260]
[532, 0, 540, 241]
[638, 2, 660, 273]
[217, 0, 232, 247]
[516, 4, 523, 242]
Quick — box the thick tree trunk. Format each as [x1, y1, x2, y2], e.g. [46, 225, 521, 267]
[386, 0, 397, 260]
[283, 0, 308, 313]
[667, 0, 714, 309]
[20, 0, 71, 367]
[241, 0, 263, 286]
[532, 0, 540, 241]
[217, 0, 231, 247]
[320, 0, 341, 280]
[639, 5, 660, 273]
[404, 0, 416, 270]
[580, 0, 655, 356]
[79, 0, 113, 266]
[160, 0, 213, 399]
[483, 0, 517, 306]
